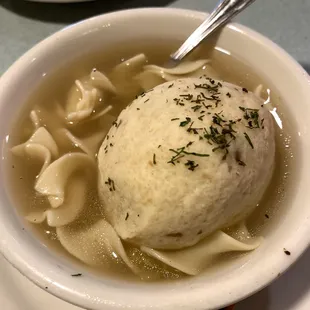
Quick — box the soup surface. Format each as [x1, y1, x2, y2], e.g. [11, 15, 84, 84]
[5, 40, 297, 281]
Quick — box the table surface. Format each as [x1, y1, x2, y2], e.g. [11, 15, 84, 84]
[0, 0, 310, 309]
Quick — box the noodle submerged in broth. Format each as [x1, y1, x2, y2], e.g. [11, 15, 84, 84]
[6, 44, 296, 281]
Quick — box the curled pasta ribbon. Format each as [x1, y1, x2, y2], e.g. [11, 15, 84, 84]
[11, 127, 58, 158]
[254, 84, 264, 98]
[66, 80, 99, 122]
[135, 59, 219, 91]
[144, 59, 211, 76]
[25, 144, 51, 178]
[55, 128, 93, 157]
[66, 70, 116, 123]
[26, 153, 95, 227]
[134, 70, 166, 92]
[55, 128, 107, 158]
[35, 152, 95, 208]
[57, 218, 138, 273]
[141, 229, 262, 276]
[70, 105, 113, 127]
[111, 54, 147, 77]
[109, 54, 148, 100]
[11, 127, 59, 178]
[29, 110, 40, 129]
[90, 70, 117, 93]
[26, 177, 86, 227]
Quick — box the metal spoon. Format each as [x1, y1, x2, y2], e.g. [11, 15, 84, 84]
[169, 0, 256, 66]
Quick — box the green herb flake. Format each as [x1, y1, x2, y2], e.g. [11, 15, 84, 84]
[202, 103, 213, 109]
[191, 105, 202, 112]
[200, 92, 213, 101]
[203, 122, 237, 159]
[194, 83, 219, 93]
[244, 132, 254, 149]
[105, 177, 116, 191]
[173, 98, 185, 106]
[179, 117, 191, 127]
[112, 119, 122, 128]
[186, 122, 203, 135]
[212, 113, 226, 126]
[182, 151, 209, 157]
[167, 154, 185, 165]
[191, 94, 204, 104]
[179, 94, 193, 101]
[239, 106, 260, 129]
[167, 147, 209, 166]
[185, 160, 199, 171]
[237, 159, 246, 166]
[261, 118, 265, 129]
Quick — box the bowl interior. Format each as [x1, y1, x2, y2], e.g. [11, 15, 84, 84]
[0, 8, 310, 310]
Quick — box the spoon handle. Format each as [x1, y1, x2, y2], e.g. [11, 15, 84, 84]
[170, 0, 256, 63]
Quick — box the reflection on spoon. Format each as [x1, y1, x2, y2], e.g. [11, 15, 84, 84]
[169, 0, 256, 65]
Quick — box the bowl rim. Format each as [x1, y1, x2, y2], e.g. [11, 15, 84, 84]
[0, 7, 310, 310]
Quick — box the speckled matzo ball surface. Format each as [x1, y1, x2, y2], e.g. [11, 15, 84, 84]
[98, 78, 275, 250]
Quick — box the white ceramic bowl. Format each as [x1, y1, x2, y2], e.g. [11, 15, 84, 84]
[0, 8, 310, 310]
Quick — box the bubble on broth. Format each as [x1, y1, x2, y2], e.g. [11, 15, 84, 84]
[4, 40, 299, 282]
